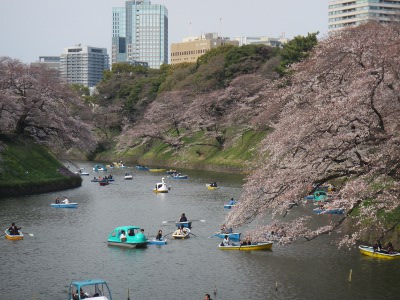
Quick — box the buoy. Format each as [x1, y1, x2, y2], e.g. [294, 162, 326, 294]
[348, 269, 352, 283]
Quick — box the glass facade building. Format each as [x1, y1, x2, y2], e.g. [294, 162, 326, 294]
[329, 0, 400, 31]
[60, 46, 109, 87]
[112, 0, 168, 69]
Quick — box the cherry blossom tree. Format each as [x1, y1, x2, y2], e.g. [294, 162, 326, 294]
[226, 22, 400, 247]
[0, 57, 95, 154]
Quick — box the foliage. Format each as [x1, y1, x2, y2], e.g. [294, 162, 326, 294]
[226, 22, 400, 247]
[276, 32, 319, 77]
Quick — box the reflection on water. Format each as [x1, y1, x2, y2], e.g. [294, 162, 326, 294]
[0, 162, 399, 299]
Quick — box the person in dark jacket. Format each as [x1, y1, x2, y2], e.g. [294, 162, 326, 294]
[8, 223, 21, 235]
[179, 213, 188, 222]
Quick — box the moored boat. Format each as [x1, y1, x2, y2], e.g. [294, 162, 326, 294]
[51, 203, 78, 208]
[358, 245, 400, 259]
[218, 241, 273, 251]
[153, 177, 169, 193]
[4, 229, 24, 240]
[313, 207, 345, 214]
[68, 279, 112, 300]
[175, 221, 192, 229]
[107, 226, 147, 248]
[149, 168, 166, 172]
[172, 174, 188, 179]
[136, 165, 149, 171]
[172, 228, 190, 239]
[214, 232, 241, 240]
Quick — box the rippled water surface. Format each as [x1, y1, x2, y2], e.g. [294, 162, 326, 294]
[1, 162, 399, 300]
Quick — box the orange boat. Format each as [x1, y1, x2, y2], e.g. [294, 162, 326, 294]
[4, 229, 24, 240]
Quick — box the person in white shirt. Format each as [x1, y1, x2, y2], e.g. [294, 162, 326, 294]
[62, 197, 69, 204]
[223, 235, 230, 246]
[120, 230, 127, 242]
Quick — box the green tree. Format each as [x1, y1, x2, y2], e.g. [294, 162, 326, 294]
[276, 32, 319, 77]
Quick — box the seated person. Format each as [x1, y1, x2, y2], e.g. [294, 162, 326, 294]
[156, 230, 163, 240]
[387, 242, 394, 254]
[120, 230, 127, 242]
[128, 229, 135, 236]
[55, 198, 60, 204]
[228, 198, 235, 205]
[179, 213, 188, 222]
[223, 235, 230, 246]
[240, 240, 248, 246]
[220, 224, 227, 234]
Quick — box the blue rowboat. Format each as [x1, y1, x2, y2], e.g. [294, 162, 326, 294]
[68, 279, 112, 300]
[304, 195, 314, 200]
[214, 232, 241, 240]
[175, 221, 192, 228]
[313, 207, 345, 214]
[51, 203, 78, 208]
[91, 178, 114, 182]
[136, 165, 149, 171]
[172, 175, 188, 179]
[107, 226, 147, 248]
[147, 239, 168, 245]
[224, 204, 237, 209]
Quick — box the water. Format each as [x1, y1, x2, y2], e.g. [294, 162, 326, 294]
[1, 163, 399, 300]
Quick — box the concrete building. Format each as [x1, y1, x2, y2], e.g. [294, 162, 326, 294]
[112, 0, 168, 69]
[60, 45, 109, 87]
[31, 56, 61, 78]
[233, 36, 289, 47]
[170, 33, 238, 65]
[329, 0, 400, 31]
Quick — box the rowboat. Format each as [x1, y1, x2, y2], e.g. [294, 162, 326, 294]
[51, 203, 78, 208]
[149, 168, 166, 172]
[224, 204, 236, 209]
[218, 242, 273, 251]
[358, 245, 400, 259]
[172, 228, 190, 239]
[153, 177, 169, 193]
[147, 239, 168, 245]
[206, 184, 219, 190]
[93, 164, 107, 172]
[4, 229, 23, 240]
[136, 165, 149, 171]
[175, 221, 192, 228]
[313, 207, 345, 214]
[124, 172, 133, 180]
[172, 174, 188, 179]
[214, 232, 241, 240]
[68, 279, 112, 300]
[107, 226, 147, 248]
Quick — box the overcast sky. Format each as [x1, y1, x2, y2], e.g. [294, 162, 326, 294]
[0, 0, 328, 63]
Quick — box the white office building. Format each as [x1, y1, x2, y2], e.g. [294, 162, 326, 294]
[60, 45, 109, 87]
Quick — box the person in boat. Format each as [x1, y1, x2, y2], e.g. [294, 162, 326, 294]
[120, 230, 127, 242]
[128, 229, 135, 236]
[223, 235, 230, 246]
[140, 228, 145, 236]
[156, 230, 163, 240]
[178, 226, 185, 235]
[386, 242, 394, 254]
[228, 198, 235, 205]
[210, 182, 217, 187]
[179, 213, 188, 222]
[220, 224, 227, 234]
[8, 223, 21, 235]
[55, 198, 60, 204]
[62, 197, 69, 204]
[80, 288, 89, 299]
[240, 240, 248, 246]
[204, 293, 212, 300]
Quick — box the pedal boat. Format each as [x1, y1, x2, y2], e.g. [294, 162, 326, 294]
[107, 226, 147, 248]
[69, 279, 112, 300]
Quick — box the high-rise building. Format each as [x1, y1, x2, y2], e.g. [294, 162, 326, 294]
[112, 0, 168, 69]
[60, 45, 109, 87]
[31, 56, 61, 79]
[328, 0, 400, 32]
[170, 33, 238, 65]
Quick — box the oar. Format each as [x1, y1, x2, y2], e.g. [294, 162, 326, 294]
[162, 220, 175, 224]
[191, 220, 205, 222]
[189, 232, 198, 237]
[163, 231, 175, 237]
[22, 232, 34, 237]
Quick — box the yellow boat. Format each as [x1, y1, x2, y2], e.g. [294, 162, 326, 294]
[358, 245, 400, 259]
[149, 168, 166, 172]
[4, 229, 24, 240]
[206, 184, 219, 190]
[219, 242, 273, 251]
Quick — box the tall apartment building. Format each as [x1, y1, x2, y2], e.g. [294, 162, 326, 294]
[329, 0, 400, 31]
[170, 33, 238, 65]
[112, 0, 168, 69]
[60, 45, 109, 87]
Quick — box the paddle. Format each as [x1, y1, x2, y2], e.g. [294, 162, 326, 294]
[189, 232, 198, 237]
[163, 231, 175, 237]
[191, 219, 206, 222]
[22, 232, 34, 237]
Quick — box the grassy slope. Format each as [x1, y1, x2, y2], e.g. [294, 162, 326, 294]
[97, 130, 267, 173]
[0, 135, 81, 196]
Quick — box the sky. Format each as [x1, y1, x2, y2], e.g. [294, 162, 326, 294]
[0, 0, 328, 64]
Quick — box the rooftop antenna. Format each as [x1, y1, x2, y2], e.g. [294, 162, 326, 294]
[189, 22, 192, 37]
[219, 17, 222, 38]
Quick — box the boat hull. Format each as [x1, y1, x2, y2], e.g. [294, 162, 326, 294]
[313, 208, 344, 214]
[206, 184, 219, 190]
[107, 241, 147, 248]
[218, 242, 273, 251]
[358, 245, 400, 259]
[51, 203, 78, 208]
[148, 239, 168, 245]
[172, 228, 190, 239]
[214, 233, 241, 240]
[4, 230, 23, 240]
[172, 175, 188, 179]
[153, 189, 168, 193]
[124, 176, 133, 180]
[224, 204, 236, 209]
